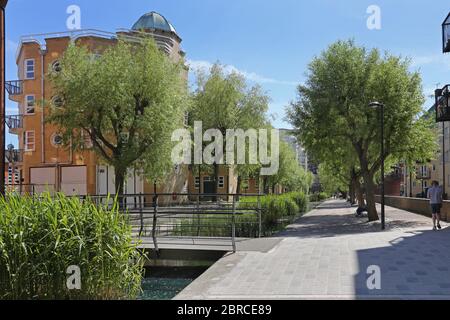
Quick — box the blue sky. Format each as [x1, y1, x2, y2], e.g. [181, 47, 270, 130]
[5, 0, 450, 146]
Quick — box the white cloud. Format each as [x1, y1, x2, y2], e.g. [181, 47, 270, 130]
[187, 60, 299, 86]
[411, 54, 450, 69]
[6, 106, 19, 115]
[6, 39, 18, 54]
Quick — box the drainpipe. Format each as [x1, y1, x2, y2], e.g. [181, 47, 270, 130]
[39, 46, 47, 164]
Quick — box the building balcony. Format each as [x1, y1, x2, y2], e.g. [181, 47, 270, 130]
[5, 80, 23, 102]
[5, 115, 23, 135]
[5, 149, 23, 164]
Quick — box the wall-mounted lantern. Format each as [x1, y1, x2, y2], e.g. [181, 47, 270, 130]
[435, 85, 450, 122]
[443, 12, 450, 53]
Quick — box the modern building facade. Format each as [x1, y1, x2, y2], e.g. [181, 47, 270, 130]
[280, 129, 320, 192]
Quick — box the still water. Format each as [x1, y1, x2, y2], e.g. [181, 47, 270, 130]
[139, 266, 209, 300]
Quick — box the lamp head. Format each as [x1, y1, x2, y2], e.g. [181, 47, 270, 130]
[0, 0, 8, 9]
[369, 101, 384, 109]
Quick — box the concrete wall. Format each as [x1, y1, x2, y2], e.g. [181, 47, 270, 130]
[375, 195, 448, 221]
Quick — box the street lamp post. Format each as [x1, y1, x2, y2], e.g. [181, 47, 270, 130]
[0, 0, 7, 197]
[369, 101, 386, 230]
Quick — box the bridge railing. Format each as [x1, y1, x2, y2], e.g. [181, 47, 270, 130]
[86, 193, 263, 253]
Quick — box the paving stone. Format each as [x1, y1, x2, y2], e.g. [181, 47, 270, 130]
[175, 200, 450, 300]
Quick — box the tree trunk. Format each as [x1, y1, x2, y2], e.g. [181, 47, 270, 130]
[236, 176, 242, 201]
[263, 177, 269, 194]
[348, 181, 355, 205]
[213, 163, 219, 202]
[362, 171, 379, 222]
[355, 179, 365, 208]
[114, 167, 126, 209]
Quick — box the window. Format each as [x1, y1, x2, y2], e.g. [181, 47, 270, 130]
[218, 176, 225, 189]
[424, 181, 428, 188]
[51, 60, 62, 73]
[51, 96, 64, 108]
[24, 131, 35, 151]
[81, 130, 93, 149]
[184, 112, 189, 126]
[203, 176, 211, 182]
[194, 177, 200, 189]
[51, 133, 63, 147]
[25, 95, 35, 114]
[24, 59, 35, 79]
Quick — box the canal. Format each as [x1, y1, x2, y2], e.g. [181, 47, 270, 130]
[140, 266, 211, 300]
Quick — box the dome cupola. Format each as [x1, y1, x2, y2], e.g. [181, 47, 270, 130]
[132, 11, 178, 35]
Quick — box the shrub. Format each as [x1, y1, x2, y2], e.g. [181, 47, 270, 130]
[310, 192, 329, 202]
[285, 192, 308, 213]
[239, 193, 308, 235]
[0, 193, 145, 300]
[173, 193, 310, 238]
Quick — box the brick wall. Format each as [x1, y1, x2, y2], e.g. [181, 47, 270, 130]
[375, 195, 448, 222]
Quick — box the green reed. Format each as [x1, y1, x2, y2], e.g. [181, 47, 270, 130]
[0, 193, 145, 300]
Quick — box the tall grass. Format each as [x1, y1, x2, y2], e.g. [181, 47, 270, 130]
[0, 193, 145, 300]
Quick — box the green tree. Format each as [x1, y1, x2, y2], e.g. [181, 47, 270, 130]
[48, 39, 188, 195]
[190, 63, 269, 194]
[265, 141, 312, 194]
[287, 40, 436, 221]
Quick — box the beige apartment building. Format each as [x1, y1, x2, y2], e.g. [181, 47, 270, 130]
[403, 108, 450, 198]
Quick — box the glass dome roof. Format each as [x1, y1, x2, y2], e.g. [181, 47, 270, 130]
[132, 11, 177, 34]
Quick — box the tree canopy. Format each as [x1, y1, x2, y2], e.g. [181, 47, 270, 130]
[287, 40, 436, 221]
[48, 39, 188, 194]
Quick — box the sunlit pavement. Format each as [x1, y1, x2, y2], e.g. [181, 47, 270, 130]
[175, 200, 450, 300]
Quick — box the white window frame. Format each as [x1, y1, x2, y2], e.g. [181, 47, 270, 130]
[194, 177, 200, 189]
[218, 176, 225, 188]
[50, 133, 64, 148]
[24, 131, 35, 152]
[24, 59, 35, 80]
[51, 60, 62, 73]
[184, 111, 189, 127]
[25, 95, 36, 115]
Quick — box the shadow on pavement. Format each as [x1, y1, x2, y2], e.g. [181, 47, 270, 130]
[353, 228, 450, 299]
[277, 200, 436, 239]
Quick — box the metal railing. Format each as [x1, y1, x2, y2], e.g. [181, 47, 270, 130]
[5, 149, 23, 163]
[5, 184, 54, 195]
[5, 115, 23, 131]
[87, 193, 263, 254]
[5, 80, 23, 96]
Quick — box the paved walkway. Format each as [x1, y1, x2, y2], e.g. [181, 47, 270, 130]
[175, 200, 450, 300]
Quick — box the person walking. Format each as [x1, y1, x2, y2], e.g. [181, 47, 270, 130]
[427, 181, 443, 231]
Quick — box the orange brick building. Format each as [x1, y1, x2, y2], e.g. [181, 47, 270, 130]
[5, 12, 195, 196]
